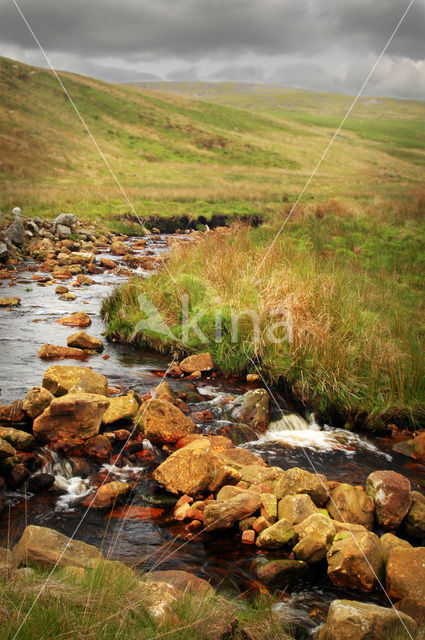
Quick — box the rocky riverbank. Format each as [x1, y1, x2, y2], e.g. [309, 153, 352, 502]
[1, 353, 425, 638]
[1, 207, 425, 639]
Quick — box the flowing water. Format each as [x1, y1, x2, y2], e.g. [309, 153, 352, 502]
[0, 234, 424, 634]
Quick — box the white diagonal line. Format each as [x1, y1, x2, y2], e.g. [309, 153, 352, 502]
[244, 350, 415, 640]
[11, 364, 175, 640]
[253, 0, 417, 280]
[11, 0, 177, 285]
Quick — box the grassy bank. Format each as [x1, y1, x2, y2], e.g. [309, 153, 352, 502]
[1, 560, 293, 640]
[1, 58, 423, 229]
[102, 195, 425, 429]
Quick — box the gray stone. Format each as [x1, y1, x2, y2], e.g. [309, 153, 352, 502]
[226, 388, 271, 431]
[54, 213, 76, 231]
[5, 217, 25, 247]
[56, 224, 72, 240]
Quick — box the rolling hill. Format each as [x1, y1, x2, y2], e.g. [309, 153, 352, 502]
[0, 57, 423, 227]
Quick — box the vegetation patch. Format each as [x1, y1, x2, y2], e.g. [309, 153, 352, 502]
[102, 195, 425, 429]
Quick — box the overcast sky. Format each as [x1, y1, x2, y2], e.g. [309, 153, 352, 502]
[1, 0, 424, 98]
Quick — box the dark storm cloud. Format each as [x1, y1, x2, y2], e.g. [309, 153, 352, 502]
[1, 0, 424, 58]
[0, 0, 424, 97]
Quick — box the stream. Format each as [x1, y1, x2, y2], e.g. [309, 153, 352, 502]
[1, 233, 424, 635]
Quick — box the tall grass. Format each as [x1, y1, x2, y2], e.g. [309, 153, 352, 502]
[102, 196, 425, 429]
[0, 560, 294, 640]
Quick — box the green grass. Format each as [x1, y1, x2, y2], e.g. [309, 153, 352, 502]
[1, 58, 423, 229]
[102, 195, 425, 429]
[0, 560, 294, 640]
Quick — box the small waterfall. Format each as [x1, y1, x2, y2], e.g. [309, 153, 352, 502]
[43, 450, 92, 512]
[267, 412, 319, 432]
[252, 412, 392, 457]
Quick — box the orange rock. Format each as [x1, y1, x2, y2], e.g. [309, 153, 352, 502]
[109, 505, 164, 520]
[100, 257, 115, 269]
[253, 516, 270, 533]
[83, 481, 130, 509]
[57, 311, 91, 328]
[38, 344, 88, 360]
[179, 353, 213, 374]
[0, 400, 25, 423]
[33, 392, 110, 443]
[83, 435, 113, 464]
[242, 530, 256, 544]
[138, 399, 197, 444]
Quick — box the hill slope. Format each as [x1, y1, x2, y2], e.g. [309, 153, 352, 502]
[0, 58, 423, 225]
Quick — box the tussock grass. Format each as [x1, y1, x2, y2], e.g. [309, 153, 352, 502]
[0, 561, 294, 640]
[102, 195, 425, 429]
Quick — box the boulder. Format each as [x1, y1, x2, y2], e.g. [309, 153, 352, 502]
[217, 485, 251, 501]
[393, 434, 425, 464]
[395, 598, 425, 627]
[366, 470, 411, 530]
[326, 483, 374, 530]
[204, 491, 262, 531]
[239, 464, 283, 485]
[0, 242, 8, 261]
[152, 381, 178, 403]
[148, 569, 214, 596]
[33, 392, 110, 443]
[293, 513, 336, 563]
[327, 530, 384, 592]
[380, 532, 411, 560]
[38, 344, 88, 360]
[57, 311, 91, 328]
[255, 517, 296, 549]
[27, 473, 55, 493]
[83, 435, 113, 464]
[179, 353, 213, 374]
[6, 462, 29, 488]
[210, 422, 260, 445]
[278, 494, 320, 525]
[318, 599, 417, 640]
[0, 427, 35, 451]
[102, 394, 139, 425]
[274, 467, 329, 506]
[153, 439, 223, 495]
[5, 217, 25, 246]
[332, 521, 369, 536]
[0, 296, 21, 307]
[208, 464, 241, 492]
[403, 491, 425, 538]
[220, 447, 267, 468]
[0, 437, 16, 461]
[83, 481, 130, 509]
[0, 400, 25, 423]
[23, 387, 54, 419]
[42, 365, 108, 396]
[386, 546, 425, 601]
[67, 331, 104, 352]
[138, 399, 196, 444]
[110, 240, 128, 256]
[261, 492, 278, 520]
[54, 213, 76, 231]
[69, 252, 94, 265]
[56, 224, 72, 240]
[226, 388, 270, 431]
[59, 292, 77, 301]
[255, 559, 308, 586]
[13, 525, 102, 569]
[136, 580, 179, 619]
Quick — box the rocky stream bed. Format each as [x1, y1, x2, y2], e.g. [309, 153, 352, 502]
[1, 210, 425, 639]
